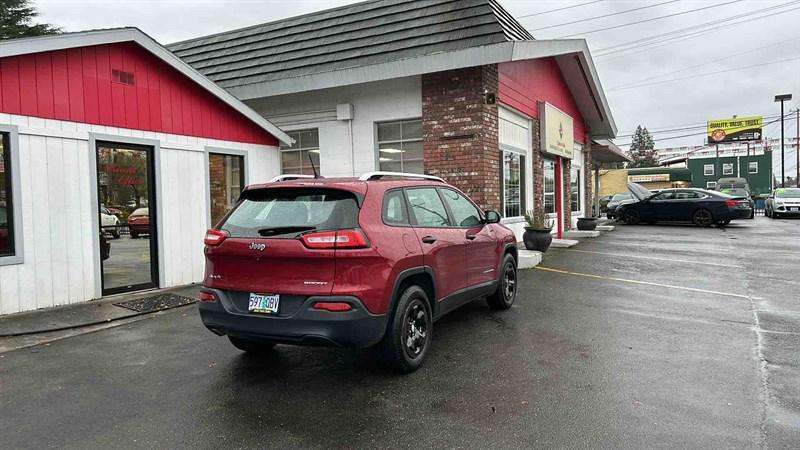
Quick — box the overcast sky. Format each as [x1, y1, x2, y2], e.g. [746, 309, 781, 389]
[35, 0, 800, 173]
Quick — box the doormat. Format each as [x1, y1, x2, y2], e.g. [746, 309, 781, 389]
[114, 293, 196, 313]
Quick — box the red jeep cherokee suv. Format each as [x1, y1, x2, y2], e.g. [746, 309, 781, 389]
[199, 172, 518, 372]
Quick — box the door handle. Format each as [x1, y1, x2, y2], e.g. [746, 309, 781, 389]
[421, 236, 437, 244]
[465, 234, 477, 240]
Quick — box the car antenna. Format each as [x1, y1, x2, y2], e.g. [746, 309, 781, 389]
[307, 152, 321, 179]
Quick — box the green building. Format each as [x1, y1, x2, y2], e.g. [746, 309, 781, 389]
[687, 151, 773, 195]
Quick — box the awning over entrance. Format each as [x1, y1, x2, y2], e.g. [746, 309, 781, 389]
[591, 139, 631, 164]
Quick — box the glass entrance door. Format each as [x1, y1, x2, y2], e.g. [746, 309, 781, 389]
[96, 142, 158, 295]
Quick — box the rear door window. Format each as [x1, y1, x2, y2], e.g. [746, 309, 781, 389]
[406, 188, 450, 227]
[221, 188, 360, 238]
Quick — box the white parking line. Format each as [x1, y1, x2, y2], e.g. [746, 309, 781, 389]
[559, 249, 745, 269]
[535, 266, 760, 300]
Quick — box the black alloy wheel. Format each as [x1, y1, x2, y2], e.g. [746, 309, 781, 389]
[487, 254, 517, 310]
[693, 209, 714, 227]
[402, 299, 430, 360]
[624, 209, 641, 225]
[378, 285, 432, 373]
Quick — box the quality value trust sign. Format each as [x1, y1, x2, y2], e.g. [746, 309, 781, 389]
[707, 116, 763, 143]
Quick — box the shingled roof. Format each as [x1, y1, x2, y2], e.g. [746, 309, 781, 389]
[168, 0, 533, 91]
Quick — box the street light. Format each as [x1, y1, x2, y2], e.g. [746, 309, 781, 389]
[774, 93, 792, 187]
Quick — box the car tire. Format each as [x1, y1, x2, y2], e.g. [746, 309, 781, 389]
[378, 285, 432, 373]
[487, 253, 517, 310]
[692, 209, 714, 227]
[228, 336, 276, 354]
[111, 229, 120, 239]
[606, 213, 613, 219]
[130, 232, 139, 239]
[623, 209, 640, 225]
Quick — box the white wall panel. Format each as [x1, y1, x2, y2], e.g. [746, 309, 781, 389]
[0, 113, 279, 315]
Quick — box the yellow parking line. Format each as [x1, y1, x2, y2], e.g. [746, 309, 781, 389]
[534, 266, 756, 300]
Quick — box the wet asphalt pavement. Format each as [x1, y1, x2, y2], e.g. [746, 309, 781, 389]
[1, 216, 798, 449]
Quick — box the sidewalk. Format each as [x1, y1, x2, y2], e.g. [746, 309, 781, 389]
[0, 284, 201, 353]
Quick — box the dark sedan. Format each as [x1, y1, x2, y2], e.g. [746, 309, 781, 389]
[617, 183, 751, 227]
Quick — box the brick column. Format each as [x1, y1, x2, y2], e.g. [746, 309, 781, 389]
[422, 65, 500, 212]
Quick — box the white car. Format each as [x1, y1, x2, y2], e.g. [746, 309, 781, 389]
[765, 188, 800, 218]
[100, 207, 120, 238]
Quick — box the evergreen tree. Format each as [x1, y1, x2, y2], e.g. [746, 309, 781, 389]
[628, 125, 657, 168]
[0, 0, 60, 40]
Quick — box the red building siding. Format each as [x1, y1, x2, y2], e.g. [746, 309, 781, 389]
[498, 58, 587, 142]
[0, 42, 277, 145]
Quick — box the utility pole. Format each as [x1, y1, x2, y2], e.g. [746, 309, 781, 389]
[774, 93, 792, 187]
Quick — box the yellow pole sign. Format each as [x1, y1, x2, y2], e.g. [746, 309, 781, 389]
[707, 116, 763, 143]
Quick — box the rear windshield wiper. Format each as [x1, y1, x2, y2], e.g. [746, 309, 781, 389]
[257, 226, 316, 237]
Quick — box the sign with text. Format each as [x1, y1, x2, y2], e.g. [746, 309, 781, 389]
[707, 116, 762, 143]
[539, 102, 574, 159]
[628, 174, 670, 183]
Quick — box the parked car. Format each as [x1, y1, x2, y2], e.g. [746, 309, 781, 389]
[100, 207, 121, 238]
[618, 182, 752, 227]
[199, 172, 518, 372]
[127, 207, 150, 238]
[606, 192, 633, 219]
[598, 194, 614, 214]
[765, 187, 800, 218]
[717, 187, 755, 219]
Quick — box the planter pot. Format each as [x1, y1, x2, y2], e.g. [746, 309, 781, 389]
[523, 228, 553, 252]
[577, 217, 598, 231]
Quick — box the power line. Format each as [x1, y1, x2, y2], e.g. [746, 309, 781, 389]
[559, 0, 744, 37]
[606, 35, 800, 91]
[516, 0, 605, 20]
[528, 0, 681, 32]
[594, 0, 800, 58]
[614, 115, 789, 148]
[614, 114, 783, 138]
[608, 55, 800, 91]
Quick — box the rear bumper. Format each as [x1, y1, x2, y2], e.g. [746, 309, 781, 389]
[198, 288, 388, 348]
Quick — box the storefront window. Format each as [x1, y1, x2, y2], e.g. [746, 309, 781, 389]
[280, 130, 320, 175]
[722, 163, 733, 175]
[502, 151, 523, 217]
[571, 166, 581, 213]
[0, 132, 13, 257]
[208, 153, 244, 225]
[544, 158, 556, 214]
[377, 119, 423, 173]
[749, 162, 758, 174]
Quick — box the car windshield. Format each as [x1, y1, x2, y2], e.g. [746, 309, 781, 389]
[131, 208, 148, 216]
[221, 187, 360, 238]
[611, 193, 632, 201]
[775, 188, 800, 198]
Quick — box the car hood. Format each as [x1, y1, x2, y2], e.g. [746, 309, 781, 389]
[627, 182, 653, 201]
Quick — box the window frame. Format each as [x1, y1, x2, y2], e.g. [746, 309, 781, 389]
[543, 157, 557, 216]
[748, 161, 758, 174]
[279, 129, 320, 175]
[706, 181, 717, 189]
[501, 149, 525, 218]
[205, 147, 249, 228]
[0, 125, 23, 266]
[722, 163, 734, 175]
[703, 164, 715, 176]
[375, 118, 423, 173]
[381, 188, 413, 228]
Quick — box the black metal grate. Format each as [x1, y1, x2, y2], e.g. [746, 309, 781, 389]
[114, 293, 195, 313]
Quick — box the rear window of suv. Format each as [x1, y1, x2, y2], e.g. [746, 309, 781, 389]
[221, 188, 360, 238]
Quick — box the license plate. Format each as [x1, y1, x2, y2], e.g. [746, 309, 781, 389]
[248, 293, 279, 314]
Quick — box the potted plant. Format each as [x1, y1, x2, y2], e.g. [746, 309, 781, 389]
[576, 216, 598, 231]
[522, 210, 553, 252]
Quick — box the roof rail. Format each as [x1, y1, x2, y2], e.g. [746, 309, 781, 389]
[268, 174, 315, 183]
[358, 171, 444, 182]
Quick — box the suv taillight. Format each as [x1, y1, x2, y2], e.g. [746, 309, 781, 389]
[300, 229, 369, 249]
[204, 229, 228, 246]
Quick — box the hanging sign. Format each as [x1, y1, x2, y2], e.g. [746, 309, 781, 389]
[540, 102, 574, 159]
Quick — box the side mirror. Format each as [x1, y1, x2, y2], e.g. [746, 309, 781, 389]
[484, 210, 501, 224]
